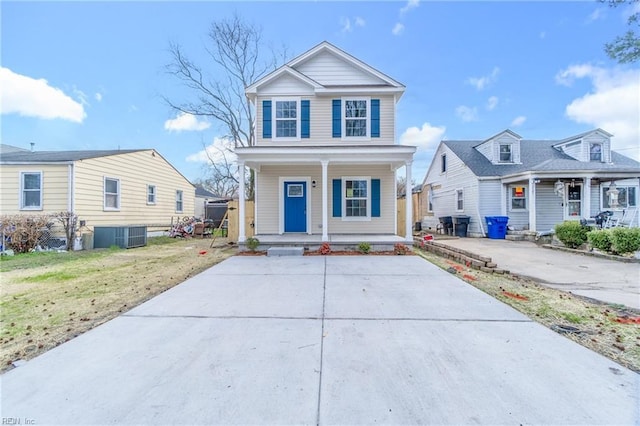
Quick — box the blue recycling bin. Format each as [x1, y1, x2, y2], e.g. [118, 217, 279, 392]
[485, 216, 509, 239]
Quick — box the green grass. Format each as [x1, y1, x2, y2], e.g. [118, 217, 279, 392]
[0, 250, 106, 273]
[561, 312, 584, 324]
[147, 236, 180, 246]
[20, 271, 79, 282]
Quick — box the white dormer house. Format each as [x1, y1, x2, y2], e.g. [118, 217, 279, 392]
[553, 129, 613, 163]
[236, 42, 416, 247]
[474, 130, 522, 165]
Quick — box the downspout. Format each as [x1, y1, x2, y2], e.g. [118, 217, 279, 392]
[68, 163, 74, 212]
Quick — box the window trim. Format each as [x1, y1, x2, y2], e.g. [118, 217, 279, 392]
[455, 188, 464, 212]
[103, 177, 120, 211]
[509, 184, 528, 211]
[499, 144, 513, 163]
[342, 176, 371, 221]
[20, 171, 43, 211]
[175, 190, 184, 213]
[272, 97, 300, 141]
[341, 97, 371, 140]
[147, 184, 156, 205]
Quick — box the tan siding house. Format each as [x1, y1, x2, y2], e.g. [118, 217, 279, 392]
[238, 41, 416, 247]
[1, 147, 195, 243]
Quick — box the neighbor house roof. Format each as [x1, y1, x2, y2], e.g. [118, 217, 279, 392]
[0, 149, 145, 163]
[195, 185, 218, 198]
[443, 139, 640, 177]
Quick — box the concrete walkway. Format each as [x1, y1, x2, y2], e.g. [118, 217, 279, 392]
[1, 256, 638, 425]
[435, 238, 640, 310]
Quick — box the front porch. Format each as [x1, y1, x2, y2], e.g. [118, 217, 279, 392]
[240, 233, 408, 252]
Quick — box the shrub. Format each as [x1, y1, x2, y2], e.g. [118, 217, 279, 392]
[318, 242, 331, 255]
[245, 237, 260, 252]
[587, 229, 612, 253]
[609, 227, 640, 255]
[358, 242, 371, 254]
[1, 214, 53, 254]
[554, 221, 590, 249]
[394, 243, 410, 255]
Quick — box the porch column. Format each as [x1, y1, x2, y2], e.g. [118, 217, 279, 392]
[529, 177, 537, 232]
[500, 184, 507, 216]
[583, 176, 592, 219]
[405, 161, 413, 243]
[238, 161, 246, 243]
[321, 160, 329, 242]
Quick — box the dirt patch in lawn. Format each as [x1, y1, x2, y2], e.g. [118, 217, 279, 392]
[0, 237, 235, 372]
[415, 247, 640, 373]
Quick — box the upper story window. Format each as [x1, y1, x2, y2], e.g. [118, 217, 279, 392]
[590, 143, 602, 162]
[20, 171, 42, 210]
[175, 190, 184, 213]
[344, 99, 368, 138]
[147, 185, 156, 205]
[104, 177, 120, 210]
[275, 100, 298, 138]
[441, 154, 447, 173]
[499, 144, 512, 162]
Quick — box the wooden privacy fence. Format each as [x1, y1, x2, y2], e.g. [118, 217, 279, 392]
[227, 200, 255, 243]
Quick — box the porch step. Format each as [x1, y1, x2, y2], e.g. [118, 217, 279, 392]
[267, 246, 304, 257]
[505, 234, 525, 241]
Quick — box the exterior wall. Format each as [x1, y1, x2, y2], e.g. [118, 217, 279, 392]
[294, 50, 383, 86]
[256, 94, 396, 146]
[73, 150, 195, 229]
[478, 179, 502, 234]
[583, 133, 611, 163]
[535, 183, 564, 232]
[255, 164, 395, 235]
[425, 144, 481, 234]
[504, 182, 529, 230]
[0, 164, 70, 215]
[561, 141, 582, 160]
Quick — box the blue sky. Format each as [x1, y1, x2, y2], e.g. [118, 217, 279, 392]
[2, 1, 639, 186]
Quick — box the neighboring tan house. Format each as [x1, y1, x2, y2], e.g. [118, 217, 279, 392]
[422, 129, 640, 236]
[0, 145, 195, 246]
[194, 184, 219, 219]
[236, 41, 416, 246]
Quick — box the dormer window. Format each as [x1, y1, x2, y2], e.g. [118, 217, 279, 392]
[590, 143, 602, 162]
[499, 144, 512, 162]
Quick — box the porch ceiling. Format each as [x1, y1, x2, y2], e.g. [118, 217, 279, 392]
[236, 145, 416, 171]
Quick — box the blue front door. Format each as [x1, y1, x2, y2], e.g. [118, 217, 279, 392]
[284, 181, 307, 232]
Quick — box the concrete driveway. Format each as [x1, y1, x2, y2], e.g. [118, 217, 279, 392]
[436, 238, 640, 310]
[1, 256, 638, 425]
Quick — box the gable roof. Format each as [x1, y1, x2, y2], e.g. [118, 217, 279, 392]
[0, 149, 145, 163]
[473, 129, 522, 148]
[195, 185, 217, 198]
[443, 139, 640, 177]
[246, 41, 404, 99]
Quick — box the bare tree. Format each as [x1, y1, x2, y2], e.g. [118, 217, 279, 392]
[194, 138, 239, 198]
[164, 14, 284, 198]
[397, 176, 416, 198]
[602, 0, 640, 63]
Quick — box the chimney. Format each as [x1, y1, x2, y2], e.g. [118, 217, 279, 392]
[30, 142, 35, 152]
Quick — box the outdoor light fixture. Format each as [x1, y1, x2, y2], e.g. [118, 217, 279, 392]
[554, 179, 564, 197]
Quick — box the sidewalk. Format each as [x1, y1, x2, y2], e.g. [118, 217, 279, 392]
[435, 237, 640, 310]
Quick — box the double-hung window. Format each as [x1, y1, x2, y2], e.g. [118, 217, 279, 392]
[344, 178, 369, 218]
[456, 189, 464, 211]
[590, 143, 602, 162]
[602, 185, 636, 209]
[147, 185, 156, 205]
[104, 177, 120, 210]
[274, 99, 298, 139]
[20, 171, 42, 210]
[499, 144, 512, 162]
[343, 98, 368, 138]
[510, 185, 527, 210]
[175, 190, 184, 213]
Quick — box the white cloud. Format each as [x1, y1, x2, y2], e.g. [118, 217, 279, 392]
[466, 67, 500, 91]
[186, 137, 236, 164]
[558, 64, 640, 160]
[400, 0, 419, 15]
[539, 31, 546, 39]
[340, 17, 352, 33]
[400, 122, 446, 149]
[0, 67, 86, 122]
[486, 96, 499, 111]
[586, 8, 605, 24]
[392, 23, 405, 36]
[455, 105, 479, 122]
[95, 92, 103, 102]
[511, 116, 527, 127]
[164, 112, 211, 132]
[355, 17, 365, 27]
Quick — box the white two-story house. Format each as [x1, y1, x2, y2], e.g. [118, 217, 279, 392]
[235, 41, 416, 247]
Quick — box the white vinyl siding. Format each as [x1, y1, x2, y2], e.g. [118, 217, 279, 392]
[535, 183, 564, 232]
[254, 164, 394, 235]
[20, 171, 42, 210]
[1, 165, 69, 216]
[294, 49, 385, 86]
[256, 95, 395, 146]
